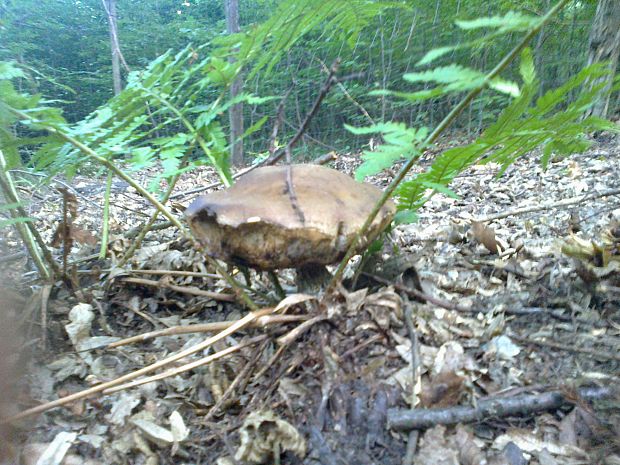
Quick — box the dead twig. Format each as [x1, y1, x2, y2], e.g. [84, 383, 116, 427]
[114, 269, 220, 279]
[403, 301, 420, 465]
[511, 334, 620, 362]
[364, 273, 604, 326]
[318, 58, 374, 126]
[362, 272, 478, 313]
[269, 86, 293, 156]
[203, 337, 270, 422]
[388, 386, 614, 431]
[107, 314, 309, 348]
[125, 220, 174, 239]
[477, 187, 620, 222]
[104, 335, 267, 394]
[120, 276, 236, 302]
[6, 306, 277, 421]
[253, 314, 329, 381]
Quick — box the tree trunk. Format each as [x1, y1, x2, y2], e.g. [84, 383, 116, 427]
[225, 0, 244, 166]
[103, 0, 122, 95]
[584, 0, 620, 118]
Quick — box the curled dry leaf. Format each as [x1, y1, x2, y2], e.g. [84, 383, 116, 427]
[234, 410, 306, 464]
[415, 425, 459, 465]
[363, 287, 403, 330]
[454, 424, 486, 465]
[23, 431, 78, 465]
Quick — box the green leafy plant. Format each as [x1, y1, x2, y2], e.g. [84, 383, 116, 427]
[0, 201, 31, 229]
[349, 10, 618, 223]
[395, 53, 616, 216]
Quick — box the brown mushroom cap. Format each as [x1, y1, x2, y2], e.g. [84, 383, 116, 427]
[185, 164, 395, 270]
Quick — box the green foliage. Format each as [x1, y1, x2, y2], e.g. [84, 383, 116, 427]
[417, 11, 541, 66]
[0, 62, 67, 169]
[0, 201, 31, 229]
[455, 11, 540, 32]
[19, 44, 273, 186]
[216, 0, 408, 79]
[356, 49, 617, 219]
[346, 122, 427, 180]
[1, 0, 606, 154]
[1, 0, 416, 187]
[400, 65, 519, 99]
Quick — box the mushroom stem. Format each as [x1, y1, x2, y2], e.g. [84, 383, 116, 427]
[296, 264, 333, 293]
[267, 271, 286, 299]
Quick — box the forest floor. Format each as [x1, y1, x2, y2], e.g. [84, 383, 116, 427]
[1, 133, 619, 465]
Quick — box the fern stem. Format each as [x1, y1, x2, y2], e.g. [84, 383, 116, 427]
[3, 106, 258, 311]
[0, 151, 55, 280]
[99, 169, 114, 260]
[118, 154, 191, 267]
[137, 87, 232, 186]
[327, 0, 573, 292]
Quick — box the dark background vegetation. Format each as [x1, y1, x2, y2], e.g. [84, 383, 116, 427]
[1, 0, 610, 157]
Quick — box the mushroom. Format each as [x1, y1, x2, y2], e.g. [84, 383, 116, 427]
[185, 164, 395, 291]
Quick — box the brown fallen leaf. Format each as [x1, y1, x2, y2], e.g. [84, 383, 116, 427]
[471, 221, 499, 254]
[419, 371, 465, 408]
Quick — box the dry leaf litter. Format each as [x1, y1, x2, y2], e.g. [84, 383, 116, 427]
[0, 134, 618, 465]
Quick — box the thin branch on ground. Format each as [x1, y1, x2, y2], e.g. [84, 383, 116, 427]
[476, 187, 620, 222]
[362, 273, 605, 326]
[388, 386, 614, 431]
[126, 220, 174, 238]
[107, 314, 309, 348]
[253, 314, 329, 381]
[120, 276, 236, 302]
[104, 335, 267, 394]
[6, 306, 277, 421]
[203, 338, 270, 423]
[403, 301, 421, 465]
[511, 334, 620, 362]
[114, 269, 221, 279]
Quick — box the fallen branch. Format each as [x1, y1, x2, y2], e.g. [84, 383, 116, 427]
[104, 335, 267, 394]
[363, 273, 604, 326]
[6, 306, 277, 422]
[476, 187, 620, 222]
[108, 314, 309, 348]
[388, 386, 614, 431]
[120, 276, 236, 302]
[511, 334, 620, 362]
